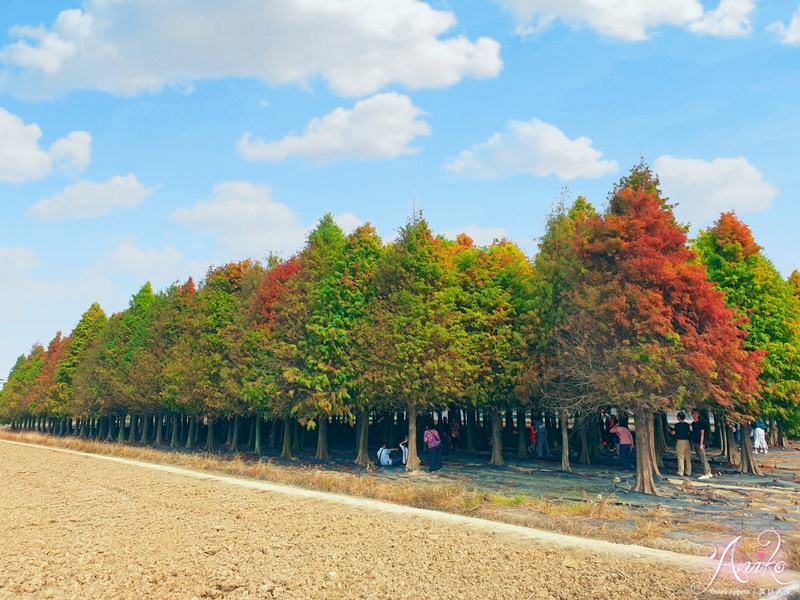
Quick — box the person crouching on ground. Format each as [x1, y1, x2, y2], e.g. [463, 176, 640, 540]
[423, 424, 443, 472]
[609, 421, 634, 470]
[377, 442, 402, 467]
[669, 412, 691, 477]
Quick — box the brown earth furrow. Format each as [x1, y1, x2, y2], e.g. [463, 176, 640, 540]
[0, 441, 758, 599]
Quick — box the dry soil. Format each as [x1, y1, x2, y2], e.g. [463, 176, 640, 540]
[0, 441, 765, 599]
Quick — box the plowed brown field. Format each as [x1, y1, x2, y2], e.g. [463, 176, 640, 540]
[0, 441, 756, 599]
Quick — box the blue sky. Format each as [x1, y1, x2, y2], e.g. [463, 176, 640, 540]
[1, 0, 799, 381]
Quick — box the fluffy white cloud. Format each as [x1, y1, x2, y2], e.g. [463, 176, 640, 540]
[654, 155, 778, 227]
[333, 214, 364, 236]
[172, 181, 311, 258]
[105, 237, 183, 284]
[49, 130, 92, 173]
[441, 225, 508, 246]
[1, 1, 501, 98]
[689, 0, 753, 37]
[239, 93, 430, 162]
[27, 174, 156, 220]
[0, 107, 91, 182]
[445, 118, 617, 180]
[496, 0, 753, 40]
[767, 7, 800, 45]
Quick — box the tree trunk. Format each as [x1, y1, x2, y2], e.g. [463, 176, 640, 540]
[560, 408, 571, 472]
[579, 415, 591, 465]
[466, 409, 476, 454]
[269, 419, 278, 450]
[725, 423, 740, 467]
[254, 416, 263, 456]
[229, 415, 240, 453]
[170, 415, 178, 448]
[128, 415, 137, 443]
[315, 417, 329, 460]
[768, 418, 778, 447]
[205, 416, 214, 452]
[406, 405, 420, 471]
[280, 417, 293, 459]
[502, 408, 513, 449]
[517, 407, 528, 460]
[633, 408, 659, 495]
[247, 414, 256, 450]
[291, 419, 301, 453]
[739, 422, 763, 475]
[489, 407, 504, 466]
[155, 415, 163, 446]
[653, 412, 666, 470]
[117, 416, 126, 443]
[354, 411, 371, 466]
[648, 412, 664, 479]
[140, 414, 150, 445]
[185, 417, 195, 450]
[718, 414, 727, 457]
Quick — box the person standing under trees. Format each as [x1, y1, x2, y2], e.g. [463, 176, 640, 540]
[450, 418, 460, 450]
[399, 435, 409, 465]
[535, 418, 550, 458]
[669, 412, 692, 477]
[610, 421, 634, 470]
[690, 409, 712, 480]
[752, 421, 768, 454]
[423, 424, 443, 472]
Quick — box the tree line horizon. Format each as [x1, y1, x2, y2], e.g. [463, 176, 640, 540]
[2, 164, 799, 495]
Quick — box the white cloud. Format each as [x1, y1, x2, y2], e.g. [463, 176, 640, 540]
[442, 225, 508, 246]
[1, 1, 502, 98]
[445, 118, 617, 181]
[334, 214, 364, 236]
[767, 7, 800, 45]
[0, 107, 91, 183]
[105, 237, 183, 284]
[49, 130, 92, 174]
[173, 182, 365, 258]
[689, 0, 753, 37]
[496, 0, 754, 41]
[27, 174, 156, 220]
[238, 93, 430, 162]
[172, 181, 311, 258]
[654, 155, 778, 227]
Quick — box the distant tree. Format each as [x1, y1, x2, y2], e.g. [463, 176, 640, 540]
[695, 212, 800, 454]
[354, 215, 469, 471]
[558, 166, 761, 493]
[455, 237, 534, 466]
[526, 196, 596, 472]
[0, 345, 45, 426]
[50, 303, 107, 425]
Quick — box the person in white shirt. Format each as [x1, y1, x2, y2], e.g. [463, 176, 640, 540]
[398, 435, 409, 465]
[376, 442, 401, 467]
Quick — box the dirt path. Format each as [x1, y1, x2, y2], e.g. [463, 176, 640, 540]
[0, 441, 761, 599]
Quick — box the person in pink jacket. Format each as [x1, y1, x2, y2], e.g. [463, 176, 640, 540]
[610, 421, 634, 470]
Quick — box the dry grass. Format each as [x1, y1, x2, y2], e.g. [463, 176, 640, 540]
[0, 429, 773, 563]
